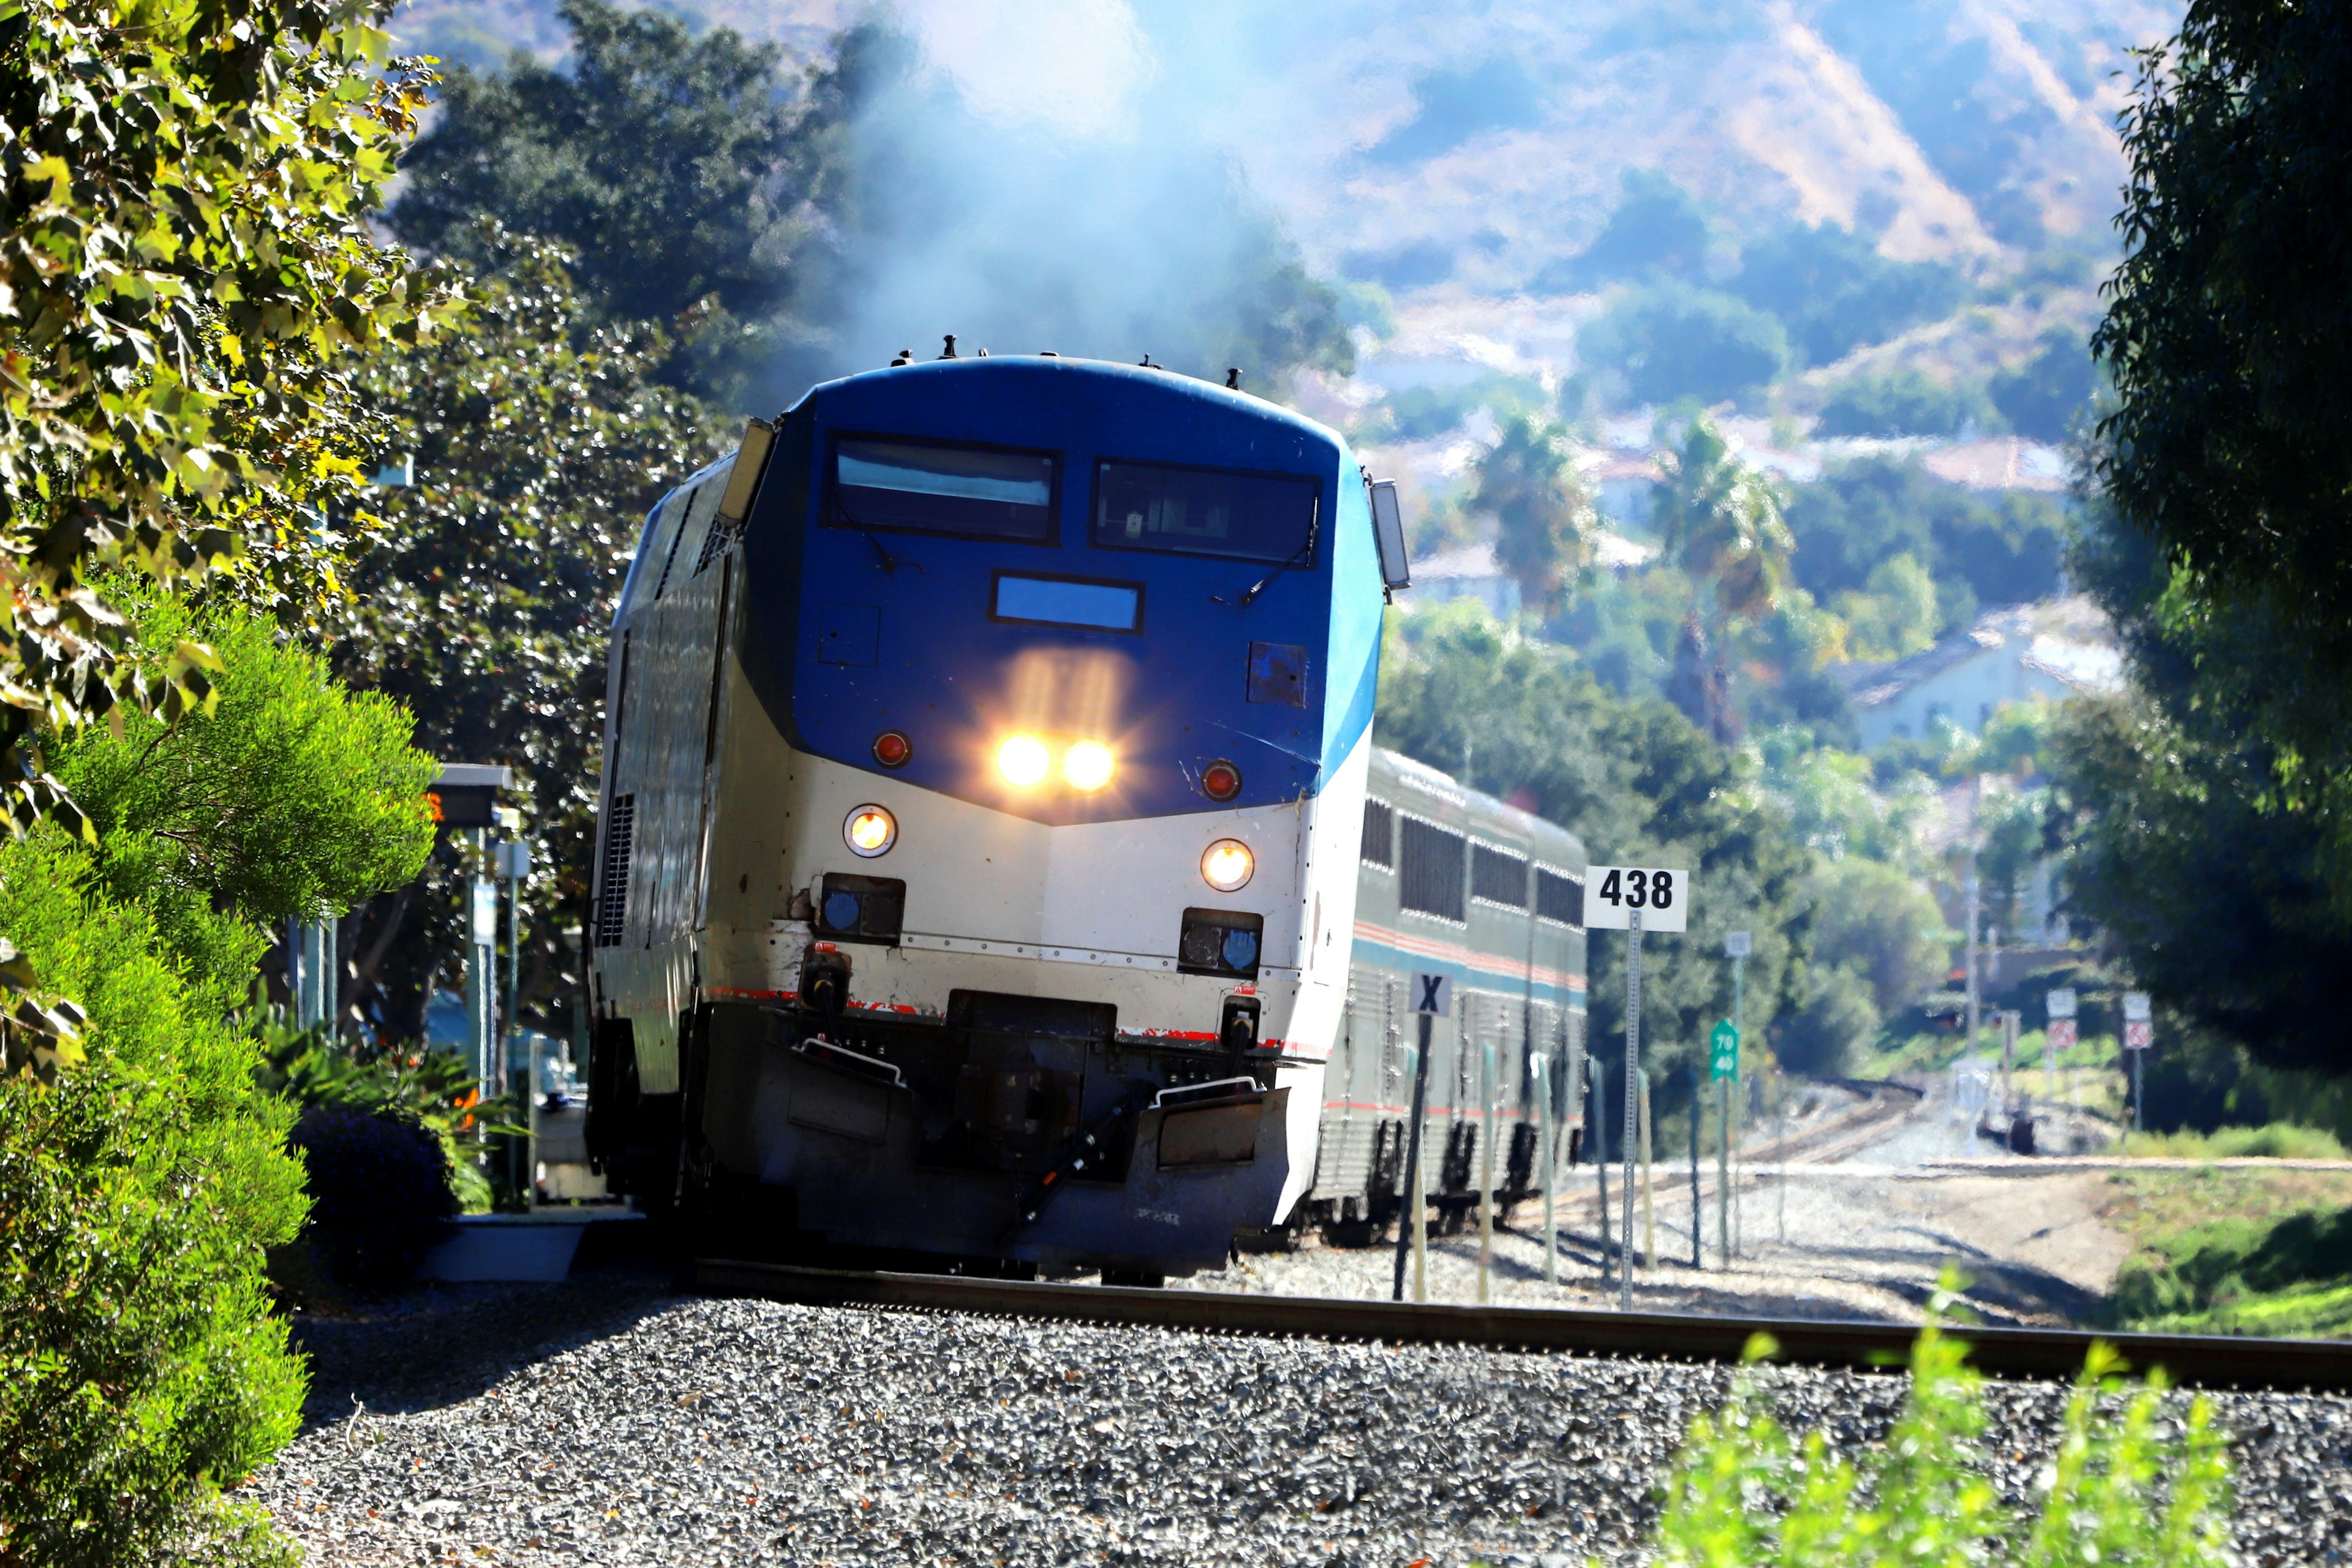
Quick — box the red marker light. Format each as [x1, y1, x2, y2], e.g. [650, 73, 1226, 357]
[1200, 760, 1242, 802]
[872, 730, 912, 768]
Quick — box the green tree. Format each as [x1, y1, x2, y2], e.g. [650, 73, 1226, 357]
[2097, 0, 2352, 616]
[1468, 414, 1596, 618]
[2, 597, 435, 1565]
[1376, 601, 1815, 1111]
[1651, 418, 1794, 740]
[1728, 221, 1965, 367]
[1579, 282, 1791, 405]
[0, 0, 458, 819]
[388, 0, 815, 406]
[2092, 0, 2352, 824]
[330, 232, 721, 1040]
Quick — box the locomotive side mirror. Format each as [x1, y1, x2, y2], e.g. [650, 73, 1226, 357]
[1367, 478, 1411, 595]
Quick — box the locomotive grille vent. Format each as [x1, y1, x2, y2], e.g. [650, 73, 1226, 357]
[1536, 867, 1584, 928]
[594, 794, 635, 948]
[1472, 843, 1528, 908]
[1398, 817, 1466, 922]
[693, 516, 736, 576]
[1360, 801, 1394, 867]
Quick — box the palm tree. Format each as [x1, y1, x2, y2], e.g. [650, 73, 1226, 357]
[1650, 417, 1794, 741]
[1471, 415, 1598, 620]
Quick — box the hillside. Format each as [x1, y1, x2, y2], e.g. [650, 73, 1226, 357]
[386, 0, 2171, 385]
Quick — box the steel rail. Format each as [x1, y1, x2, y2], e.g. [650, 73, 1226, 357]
[695, 1259, 2352, 1392]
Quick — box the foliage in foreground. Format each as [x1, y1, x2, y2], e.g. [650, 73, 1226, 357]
[1653, 1311, 2234, 1567]
[0, 0, 458, 807]
[0, 600, 435, 1565]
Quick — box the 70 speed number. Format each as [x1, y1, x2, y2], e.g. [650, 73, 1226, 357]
[1583, 865, 1690, 932]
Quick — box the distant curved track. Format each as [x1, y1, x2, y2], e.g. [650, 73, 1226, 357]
[696, 1259, 2352, 1392]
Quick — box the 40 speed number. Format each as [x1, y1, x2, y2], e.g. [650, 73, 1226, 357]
[1584, 865, 1689, 933]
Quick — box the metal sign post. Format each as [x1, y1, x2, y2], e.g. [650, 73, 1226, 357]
[1585, 865, 1687, 1310]
[2124, 990, 2152, 1131]
[2048, 987, 2079, 1118]
[1687, 1063, 1703, 1267]
[1726, 932, 1748, 1261]
[1479, 1035, 1497, 1303]
[1710, 1019, 1738, 1267]
[1392, 972, 1449, 1303]
[1622, 905, 1641, 1308]
[1532, 1051, 1556, 1285]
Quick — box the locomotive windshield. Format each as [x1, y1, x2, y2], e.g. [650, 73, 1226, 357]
[1091, 458, 1318, 564]
[827, 435, 1058, 541]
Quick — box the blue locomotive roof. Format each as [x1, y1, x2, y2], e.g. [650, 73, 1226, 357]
[726, 355, 1385, 825]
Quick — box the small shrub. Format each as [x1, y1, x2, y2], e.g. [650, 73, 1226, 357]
[290, 1106, 459, 1292]
[1653, 1293, 2234, 1567]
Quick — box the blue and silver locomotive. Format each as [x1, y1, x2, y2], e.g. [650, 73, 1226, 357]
[586, 349, 1409, 1278]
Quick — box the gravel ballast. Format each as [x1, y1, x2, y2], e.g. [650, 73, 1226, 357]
[251, 1278, 2352, 1567]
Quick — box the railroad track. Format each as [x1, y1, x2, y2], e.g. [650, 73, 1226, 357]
[696, 1258, 2352, 1393]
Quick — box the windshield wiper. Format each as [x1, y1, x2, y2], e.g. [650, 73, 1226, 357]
[1215, 522, 1319, 610]
[864, 530, 922, 575]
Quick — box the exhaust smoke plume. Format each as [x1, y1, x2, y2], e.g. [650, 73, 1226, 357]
[782, 2, 1351, 398]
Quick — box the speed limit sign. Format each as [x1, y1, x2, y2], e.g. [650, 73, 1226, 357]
[1584, 866, 1689, 932]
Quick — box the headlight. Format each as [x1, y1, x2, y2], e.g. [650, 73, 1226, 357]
[1063, 739, 1115, 793]
[844, 804, 897, 857]
[1200, 838, 1254, 892]
[996, 734, 1050, 788]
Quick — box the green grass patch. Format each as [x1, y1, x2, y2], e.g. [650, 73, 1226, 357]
[2106, 1180, 2352, 1336]
[2122, 1122, 2350, 1160]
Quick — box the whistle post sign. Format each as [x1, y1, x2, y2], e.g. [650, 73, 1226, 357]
[1585, 866, 1690, 932]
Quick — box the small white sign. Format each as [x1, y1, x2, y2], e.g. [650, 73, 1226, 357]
[470, 878, 499, 946]
[2124, 991, 2152, 1023]
[2048, 1019, 2078, 1052]
[1411, 971, 1453, 1016]
[1724, 930, 1752, 959]
[1583, 867, 1689, 933]
[2125, 1020, 2153, 1051]
[2046, 988, 2078, 1020]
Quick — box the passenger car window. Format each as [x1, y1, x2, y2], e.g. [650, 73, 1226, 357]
[827, 436, 1058, 541]
[1091, 459, 1318, 564]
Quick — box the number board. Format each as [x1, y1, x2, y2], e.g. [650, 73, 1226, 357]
[1709, 1020, 1740, 1080]
[1583, 866, 1689, 932]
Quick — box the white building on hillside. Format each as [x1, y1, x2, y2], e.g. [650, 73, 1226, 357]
[1836, 600, 2122, 749]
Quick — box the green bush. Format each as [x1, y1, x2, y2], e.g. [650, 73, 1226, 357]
[288, 1106, 459, 1292]
[0, 841, 309, 1566]
[0, 600, 435, 1564]
[1653, 1306, 2234, 1566]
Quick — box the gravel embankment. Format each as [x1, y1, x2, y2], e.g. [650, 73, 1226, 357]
[252, 1276, 2352, 1566]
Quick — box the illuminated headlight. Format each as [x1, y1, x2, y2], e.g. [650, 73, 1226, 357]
[1063, 739, 1115, 793]
[844, 804, 897, 858]
[1200, 838, 1254, 892]
[996, 734, 1050, 788]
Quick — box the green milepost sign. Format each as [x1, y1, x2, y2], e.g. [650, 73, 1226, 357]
[1709, 1019, 1740, 1080]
